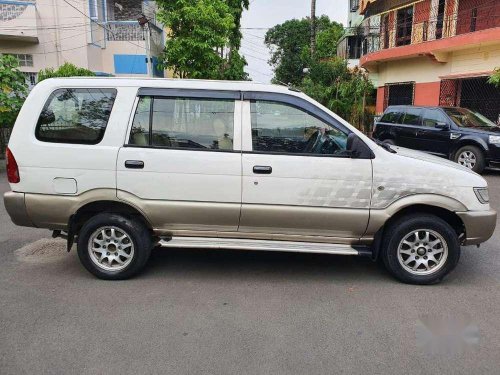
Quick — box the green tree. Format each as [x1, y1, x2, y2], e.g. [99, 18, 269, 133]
[156, 0, 248, 80]
[0, 54, 28, 127]
[489, 68, 500, 87]
[265, 16, 343, 85]
[38, 62, 95, 82]
[300, 58, 374, 132]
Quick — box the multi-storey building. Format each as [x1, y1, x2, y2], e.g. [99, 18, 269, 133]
[337, 0, 365, 67]
[0, 0, 168, 88]
[358, 0, 500, 123]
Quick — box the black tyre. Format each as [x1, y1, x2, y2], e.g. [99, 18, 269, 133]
[383, 139, 396, 146]
[77, 213, 152, 280]
[454, 145, 485, 173]
[381, 214, 460, 285]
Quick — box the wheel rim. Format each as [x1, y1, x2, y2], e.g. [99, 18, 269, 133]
[88, 226, 135, 272]
[457, 151, 476, 169]
[397, 229, 448, 276]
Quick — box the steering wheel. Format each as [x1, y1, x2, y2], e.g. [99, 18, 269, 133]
[303, 130, 322, 153]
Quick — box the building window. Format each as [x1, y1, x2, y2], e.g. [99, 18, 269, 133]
[384, 82, 415, 109]
[436, 0, 446, 39]
[470, 8, 478, 32]
[350, 0, 359, 11]
[381, 14, 390, 49]
[7, 53, 33, 67]
[89, 0, 98, 20]
[396, 6, 413, 46]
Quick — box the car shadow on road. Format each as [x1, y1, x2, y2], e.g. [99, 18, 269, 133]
[143, 246, 394, 284]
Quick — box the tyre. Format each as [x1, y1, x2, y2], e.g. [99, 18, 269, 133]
[77, 213, 152, 280]
[383, 139, 396, 146]
[454, 145, 485, 173]
[381, 214, 460, 285]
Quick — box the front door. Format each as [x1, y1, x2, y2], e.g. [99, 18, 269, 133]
[416, 108, 451, 156]
[117, 89, 242, 233]
[239, 94, 372, 241]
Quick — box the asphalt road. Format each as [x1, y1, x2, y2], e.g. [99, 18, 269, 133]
[1, 171, 500, 375]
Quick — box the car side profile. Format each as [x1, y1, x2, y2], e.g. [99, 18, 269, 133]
[373, 105, 500, 173]
[4, 78, 497, 284]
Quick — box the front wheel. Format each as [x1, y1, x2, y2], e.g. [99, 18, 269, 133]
[77, 213, 152, 280]
[454, 145, 485, 173]
[381, 214, 460, 285]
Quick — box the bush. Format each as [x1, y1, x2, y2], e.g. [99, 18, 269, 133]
[38, 62, 95, 82]
[0, 54, 28, 128]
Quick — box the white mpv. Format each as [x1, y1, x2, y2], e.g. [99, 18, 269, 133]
[4, 78, 497, 284]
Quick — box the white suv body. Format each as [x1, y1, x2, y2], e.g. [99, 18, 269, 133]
[4, 78, 496, 284]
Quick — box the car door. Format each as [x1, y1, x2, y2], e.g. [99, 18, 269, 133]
[116, 89, 242, 233]
[416, 108, 452, 156]
[239, 92, 372, 242]
[396, 107, 424, 149]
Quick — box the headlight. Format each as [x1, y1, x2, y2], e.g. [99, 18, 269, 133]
[474, 187, 489, 203]
[488, 135, 500, 144]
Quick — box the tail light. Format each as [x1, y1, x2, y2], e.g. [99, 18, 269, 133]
[6, 147, 20, 183]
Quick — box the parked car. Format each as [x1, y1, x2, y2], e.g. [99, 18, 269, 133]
[373, 105, 500, 173]
[4, 78, 497, 284]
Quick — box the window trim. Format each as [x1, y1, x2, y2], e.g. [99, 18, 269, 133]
[35, 88, 117, 145]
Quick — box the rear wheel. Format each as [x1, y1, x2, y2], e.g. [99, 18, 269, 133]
[77, 213, 152, 280]
[454, 145, 485, 173]
[381, 214, 460, 285]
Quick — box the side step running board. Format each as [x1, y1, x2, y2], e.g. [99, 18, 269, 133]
[159, 237, 370, 256]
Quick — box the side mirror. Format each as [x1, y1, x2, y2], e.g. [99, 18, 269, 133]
[38, 109, 55, 125]
[435, 122, 450, 131]
[346, 133, 374, 159]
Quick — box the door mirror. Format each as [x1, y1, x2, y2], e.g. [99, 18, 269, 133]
[435, 122, 450, 130]
[346, 133, 374, 159]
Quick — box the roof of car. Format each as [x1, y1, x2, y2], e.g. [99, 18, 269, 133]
[38, 77, 299, 95]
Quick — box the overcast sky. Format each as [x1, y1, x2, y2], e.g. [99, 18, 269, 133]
[241, 0, 348, 83]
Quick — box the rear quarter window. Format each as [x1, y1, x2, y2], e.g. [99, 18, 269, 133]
[380, 109, 404, 124]
[35, 88, 117, 144]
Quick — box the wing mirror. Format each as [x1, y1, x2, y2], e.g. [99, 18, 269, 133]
[435, 122, 450, 130]
[346, 133, 374, 159]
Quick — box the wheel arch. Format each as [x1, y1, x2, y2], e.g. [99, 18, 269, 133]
[451, 137, 488, 159]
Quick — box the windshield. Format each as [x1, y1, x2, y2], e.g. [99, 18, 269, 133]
[444, 108, 497, 128]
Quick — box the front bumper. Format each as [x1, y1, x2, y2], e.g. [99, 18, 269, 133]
[3, 192, 35, 228]
[457, 209, 497, 245]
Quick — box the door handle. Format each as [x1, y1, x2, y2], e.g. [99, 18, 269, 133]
[125, 160, 144, 169]
[253, 165, 272, 174]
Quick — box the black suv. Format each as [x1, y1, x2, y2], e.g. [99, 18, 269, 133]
[373, 105, 500, 173]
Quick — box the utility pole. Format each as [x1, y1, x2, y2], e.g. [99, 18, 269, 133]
[138, 14, 154, 77]
[310, 0, 316, 58]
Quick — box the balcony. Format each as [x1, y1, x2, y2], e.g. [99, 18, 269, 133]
[359, 0, 500, 69]
[0, 0, 38, 43]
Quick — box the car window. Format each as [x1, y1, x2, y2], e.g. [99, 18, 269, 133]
[443, 107, 497, 128]
[250, 100, 348, 156]
[129, 96, 235, 150]
[380, 109, 404, 124]
[422, 109, 448, 127]
[35, 88, 117, 144]
[401, 107, 422, 125]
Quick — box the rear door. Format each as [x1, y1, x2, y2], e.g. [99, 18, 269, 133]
[397, 107, 423, 149]
[416, 108, 451, 156]
[239, 92, 372, 241]
[375, 107, 404, 143]
[116, 89, 242, 233]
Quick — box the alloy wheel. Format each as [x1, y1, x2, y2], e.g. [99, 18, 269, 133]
[457, 151, 477, 169]
[397, 229, 448, 275]
[88, 226, 135, 272]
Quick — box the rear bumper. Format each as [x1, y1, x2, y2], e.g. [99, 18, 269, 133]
[3, 191, 35, 228]
[456, 209, 497, 245]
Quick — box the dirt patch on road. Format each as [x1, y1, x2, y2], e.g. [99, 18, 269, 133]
[15, 238, 68, 263]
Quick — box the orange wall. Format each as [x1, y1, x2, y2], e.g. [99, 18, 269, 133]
[414, 82, 441, 106]
[376, 86, 385, 114]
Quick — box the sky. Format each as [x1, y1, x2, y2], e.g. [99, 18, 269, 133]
[240, 0, 349, 83]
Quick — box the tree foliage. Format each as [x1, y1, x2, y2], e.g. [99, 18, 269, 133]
[0, 55, 28, 127]
[38, 62, 95, 82]
[264, 16, 343, 85]
[489, 68, 500, 87]
[156, 0, 249, 80]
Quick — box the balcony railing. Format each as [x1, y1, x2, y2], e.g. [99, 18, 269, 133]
[106, 21, 145, 41]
